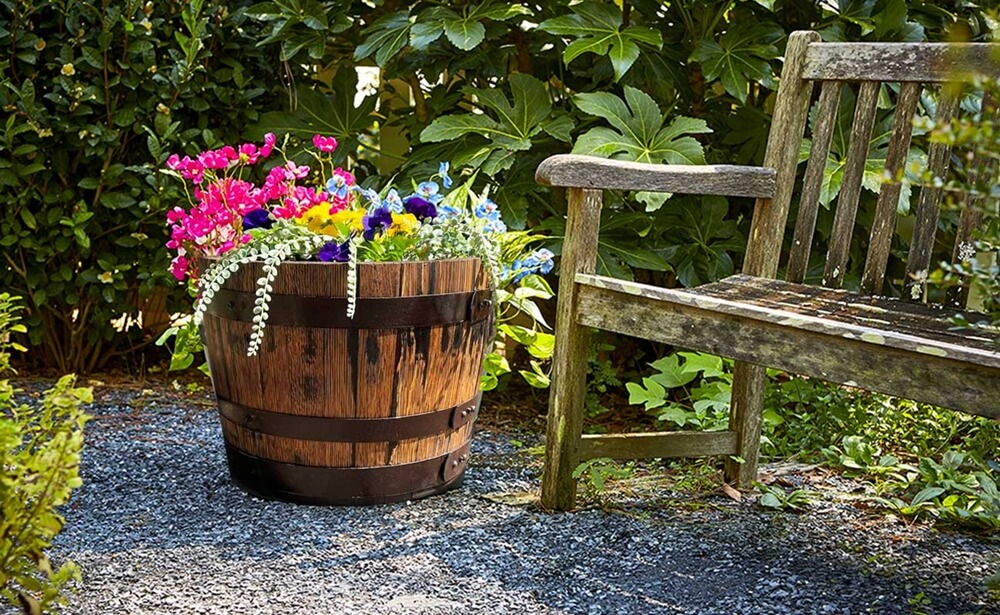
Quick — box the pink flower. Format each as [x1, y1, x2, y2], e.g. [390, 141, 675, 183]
[238, 143, 261, 165]
[260, 133, 276, 158]
[312, 134, 338, 152]
[170, 254, 189, 280]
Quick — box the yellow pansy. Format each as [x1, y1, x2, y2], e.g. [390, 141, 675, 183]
[388, 212, 419, 236]
[297, 203, 337, 236]
[330, 208, 367, 233]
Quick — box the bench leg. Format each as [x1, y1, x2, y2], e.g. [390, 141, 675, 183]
[540, 319, 590, 511]
[540, 188, 602, 512]
[725, 361, 767, 488]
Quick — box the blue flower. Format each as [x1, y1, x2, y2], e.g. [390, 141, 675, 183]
[403, 195, 438, 220]
[362, 206, 393, 240]
[385, 188, 404, 213]
[439, 162, 453, 189]
[529, 248, 555, 274]
[318, 241, 350, 262]
[416, 181, 444, 205]
[435, 204, 460, 220]
[474, 198, 500, 221]
[326, 175, 350, 200]
[483, 218, 507, 234]
[242, 208, 273, 230]
[355, 186, 382, 208]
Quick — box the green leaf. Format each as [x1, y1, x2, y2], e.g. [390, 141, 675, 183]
[626, 377, 667, 410]
[353, 11, 410, 67]
[690, 22, 782, 103]
[678, 352, 724, 378]
[647, 354, 698, 388]
[539, 2, 662, 80]
[759, 492, 783, 508]
[444, 19, 486, 50]
[250, 68, 375, 150]
[573, 87, 709, 164]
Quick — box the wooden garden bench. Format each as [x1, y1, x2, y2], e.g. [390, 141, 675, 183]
[535, 32, 1000, 511]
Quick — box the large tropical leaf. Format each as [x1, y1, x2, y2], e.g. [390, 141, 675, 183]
[573, 86, 710, 164]
[539, 2, 662, 81]
[690, 22, 782, 103]
[420, 74, 569, 175]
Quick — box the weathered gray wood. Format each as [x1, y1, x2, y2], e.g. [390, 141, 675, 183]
[534, 155, 776, 198]
[861, 82, 922, 294]
[823, 81, 881, 289]
[578, 273, 1000, 368]
[787, 81, 842, 283]
[574, 275, 1000, 419]
[726, 362, 768, 488]
[700, 275, 999, 350]
[541, 187, 602, 512]
[905, 85, 962, 301]
[577, 431, 738, 461]
[803, 42, 1000, 82]
[947, 92, 998, 308]
[744, 31, 820, 279]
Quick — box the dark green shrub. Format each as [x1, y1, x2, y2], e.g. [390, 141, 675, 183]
[0, 0, 290, 372]
[0, 293, 91, 613]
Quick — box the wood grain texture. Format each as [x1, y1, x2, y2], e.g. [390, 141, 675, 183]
[787, 81, 842, 283]
[574, 275, 1000, 419]
[803, 42, 1000, 82]
[905, 85, 962, 301]
[540, 188, 602, 511]
[577, 431, 738, 461]
[744, 31, 820, 279]
[861, 81, 922, 294]
[200, 258, 491, 498]
[823, 81, 881, 289]
[726, 362, 768, 488]
[534, 155, 776, 198]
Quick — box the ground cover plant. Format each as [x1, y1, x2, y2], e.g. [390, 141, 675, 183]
[0, 293, 91, 613]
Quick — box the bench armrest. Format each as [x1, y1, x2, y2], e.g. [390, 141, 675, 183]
[535, 154, 776, 199]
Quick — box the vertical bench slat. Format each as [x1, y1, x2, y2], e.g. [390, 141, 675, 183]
[947, 92, 999, 307]
[540, 187, 602, 511]
[861, 82, 923, 294]
[787, 81, 842, 283]
[904, 84, 962, 301]
[743, 31, 821, 279]
[822, 81, 881, 288]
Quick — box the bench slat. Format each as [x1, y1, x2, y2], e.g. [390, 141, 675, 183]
[803, 43, 1000, 82]
[534, 155, 776, 198]
[788, 81, 842, 283]
[578, 432, 738, 461]
[575, 275, 1000, 419]
[861, 81, 922, 294]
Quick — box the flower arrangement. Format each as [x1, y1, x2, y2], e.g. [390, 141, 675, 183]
[164, 133, 554, 358]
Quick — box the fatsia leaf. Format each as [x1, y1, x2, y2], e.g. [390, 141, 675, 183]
[690, 22, 782, 103]
[353, 11, 410, 66]
[539, 2, 662, 80]
[573, 86, 709, 164]
[420, 74, 556, 172]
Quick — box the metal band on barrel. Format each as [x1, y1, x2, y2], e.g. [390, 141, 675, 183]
[216, 392, 482, 442]
[206, 288, 493, 329]
[224, 442, 472, 505]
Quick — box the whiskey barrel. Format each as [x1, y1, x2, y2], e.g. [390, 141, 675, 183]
[199, 258, 492, 505]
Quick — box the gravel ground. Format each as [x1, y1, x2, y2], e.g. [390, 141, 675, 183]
[21, 385, 1000, 614]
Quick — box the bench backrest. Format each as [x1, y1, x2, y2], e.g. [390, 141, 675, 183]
[747, 32, 1000, 306]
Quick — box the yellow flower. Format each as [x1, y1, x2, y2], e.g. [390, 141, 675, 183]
[330, 208, 366, 233]
[98, 271, 114, 284]
[61, 63, 75, 76]
[388, 212, 419, 236]
[297, 203, 336, 236]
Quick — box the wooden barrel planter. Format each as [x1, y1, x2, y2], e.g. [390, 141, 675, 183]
[198, 258, 493, 505]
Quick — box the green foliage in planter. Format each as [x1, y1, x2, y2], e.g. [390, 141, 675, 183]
[0, 0, 291, 372]
[0, 293, 91, 612]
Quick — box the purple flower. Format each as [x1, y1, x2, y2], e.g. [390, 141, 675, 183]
[403, 195, 437, 220]
[242, 208, 273, 230]
[362, 206, 393, 240]
[318, 240, 350, 262]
